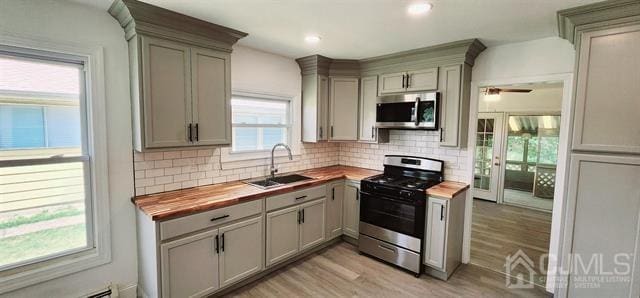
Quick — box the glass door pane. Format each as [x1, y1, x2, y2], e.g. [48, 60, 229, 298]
[474, 118, 494, 190]
[503, 115, 560, 210]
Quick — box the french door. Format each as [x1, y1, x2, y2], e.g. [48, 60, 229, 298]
[473, 113, 504, 201]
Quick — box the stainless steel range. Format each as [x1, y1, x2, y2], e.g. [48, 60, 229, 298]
[358, 155, 444, 276]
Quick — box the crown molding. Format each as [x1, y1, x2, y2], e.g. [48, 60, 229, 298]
[557, 0, 640, 44]
[108, 0, 247, 52]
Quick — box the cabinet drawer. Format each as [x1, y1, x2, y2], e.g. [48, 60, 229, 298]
[160, 199, 263, 240]
[266, 185, 326, 211]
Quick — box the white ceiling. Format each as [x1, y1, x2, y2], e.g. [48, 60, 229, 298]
[74, 0, 601, 59]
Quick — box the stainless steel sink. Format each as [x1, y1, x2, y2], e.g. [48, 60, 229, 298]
[246, 174, 313, 189]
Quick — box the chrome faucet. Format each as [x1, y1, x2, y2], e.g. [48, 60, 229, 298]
[270, 143, 293, 179]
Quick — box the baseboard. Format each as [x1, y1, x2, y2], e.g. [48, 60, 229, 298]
[118, 284, 137, 298]
[213, 237, 342, 297]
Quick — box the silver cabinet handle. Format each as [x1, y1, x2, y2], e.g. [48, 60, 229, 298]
[319, 126, 323, 138]
[371, 126, 375, 139]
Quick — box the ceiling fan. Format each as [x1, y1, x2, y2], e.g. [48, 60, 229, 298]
[484, 87, 532, 95]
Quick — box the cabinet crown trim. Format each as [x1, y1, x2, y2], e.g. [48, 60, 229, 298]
[109, 0, 247, 51]
[557, 0, 640, 45]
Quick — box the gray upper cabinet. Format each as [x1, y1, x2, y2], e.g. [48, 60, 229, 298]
[378, 72, 407, 94]
[300, 74, 330, 142]
[190, 47, 232, 146]
[359, 76, 379, 142]
[406, 68, 439, 92]
[378, 67, 438, 95]
[572, 24, 640, 154]
[329, 77, 359, 141]
[141, 36, 192, 149]
[109, 0, 246, 151]
[438, 64, 471, 148]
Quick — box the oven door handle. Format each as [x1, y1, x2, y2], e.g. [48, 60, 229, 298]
[359, 191, 418, 205]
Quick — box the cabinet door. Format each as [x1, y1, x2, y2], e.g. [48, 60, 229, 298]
[265, 205, 300, 266]
[318, 75, 330, 141]
[378, 72, 406, 95]
[572, 25, 640, 154]
[191, 47, 231, 145]
[438, 65, 462, 147]
[160, 229, 219, 298]
[218, 216, 263, 287]
[300, 199, 326, 251]
[406, 67, 438, 92]
[359, 76, 378, 142]
[326, 183, 344, 239]
[424, 197, 447, 270]
[141, 36, 192, 148]
[342, 182, 360, 239]
[560, 154, 640, 297]
[329, 77, 359, 141]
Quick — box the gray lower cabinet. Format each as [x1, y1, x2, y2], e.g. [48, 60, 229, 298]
[132, 34, 231, 151]
[159, 215, 263, 297]
[329, 77, 359, 141]
[160, 229, 220, 298]
[265, 205, 300, 266]
[342, 181, 360, 239]
[326, 182, 344, 239]
[266, 198, 327, 267]
[560, 154, 640, 297]
[218, 216, 263, 287]
[378, 67, 438, 95]
[299, 199, 327, 250]
[424, 191, 466, 280]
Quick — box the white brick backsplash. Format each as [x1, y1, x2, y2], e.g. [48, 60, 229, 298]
[132, 131, 465, 196]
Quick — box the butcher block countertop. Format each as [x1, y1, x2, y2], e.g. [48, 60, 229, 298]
[426, 181, 470, 199]
[133, 165, 471, 221]
[133, 165, 381, 221]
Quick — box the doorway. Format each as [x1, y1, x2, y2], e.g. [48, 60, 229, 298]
[469, 82, 564, 288]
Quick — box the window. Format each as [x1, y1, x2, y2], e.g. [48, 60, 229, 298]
[0, 50, 95, 272]
[231, 95, 291, 152]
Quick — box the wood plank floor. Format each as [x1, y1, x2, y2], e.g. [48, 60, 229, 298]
[471, 199, 552, 288]
[226, 241, 549, 297]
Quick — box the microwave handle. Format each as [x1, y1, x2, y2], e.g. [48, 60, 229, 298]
[414, 97, 420, 126]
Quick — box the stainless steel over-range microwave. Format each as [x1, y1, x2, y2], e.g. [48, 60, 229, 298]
[375, 92, 439, 130]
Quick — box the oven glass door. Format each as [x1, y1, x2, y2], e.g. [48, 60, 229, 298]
[376, 102, 416, 124]
[360, 191, 424, 237]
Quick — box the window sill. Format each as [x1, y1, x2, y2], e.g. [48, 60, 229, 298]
[0, 246, 110, 294]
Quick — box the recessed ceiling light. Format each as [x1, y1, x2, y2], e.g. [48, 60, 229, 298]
[305, 35, 321, 44]
[407, 2, 433, 15]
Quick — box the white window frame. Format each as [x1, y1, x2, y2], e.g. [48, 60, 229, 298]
[226, 91, 294, 157]
[0, 37, 110, 294]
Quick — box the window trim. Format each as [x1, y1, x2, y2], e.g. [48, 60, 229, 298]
[230, 91, 293, 154]
[0, 36, 111, 294]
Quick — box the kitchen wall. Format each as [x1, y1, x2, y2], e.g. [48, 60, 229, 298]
[0, 0, 137, 297]
[339, 131, 468, 182]
[133, 46, 340, 196]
